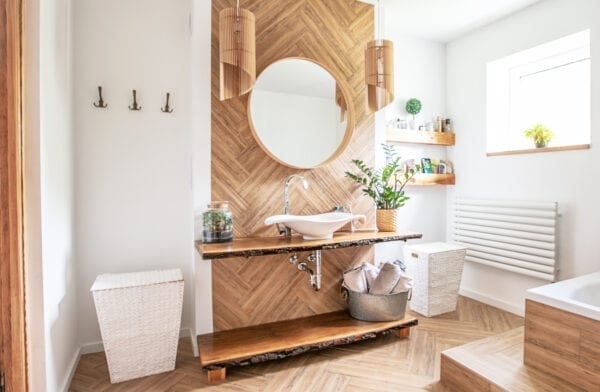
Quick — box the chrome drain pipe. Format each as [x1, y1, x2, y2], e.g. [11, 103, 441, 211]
[290, 250, 322, 291]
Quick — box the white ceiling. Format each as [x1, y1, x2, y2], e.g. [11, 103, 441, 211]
[361, 0, 542, 42]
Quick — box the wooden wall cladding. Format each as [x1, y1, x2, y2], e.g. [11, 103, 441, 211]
[211, 0, 375, 331]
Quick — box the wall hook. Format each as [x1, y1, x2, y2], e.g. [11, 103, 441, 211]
[93, 86, 108, 108]
[128, 89, 142, 111]
[161, 92, 174, 113]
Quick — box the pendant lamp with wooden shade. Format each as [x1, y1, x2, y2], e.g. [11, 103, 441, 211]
[365, 0, 394, 112]
[219, 0, 256, 101]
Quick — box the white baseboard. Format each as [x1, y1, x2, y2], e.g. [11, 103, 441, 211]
[60, 347, 82, 392]
[459, 287, 524, 317]
[80, 340, 104, 355]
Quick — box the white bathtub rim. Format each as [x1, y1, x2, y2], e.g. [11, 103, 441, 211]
[525, 271, 600, 321]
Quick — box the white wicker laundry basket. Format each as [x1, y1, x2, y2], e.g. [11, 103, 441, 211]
[403, 242, 466, 317]
[91, 269, 184, 383]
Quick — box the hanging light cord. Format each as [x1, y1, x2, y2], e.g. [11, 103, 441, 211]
[376, 0, 384, 82]
[376, 0, 382, 41]
[234, 0, 241, 36]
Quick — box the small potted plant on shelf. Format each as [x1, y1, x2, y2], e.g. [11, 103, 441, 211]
[405, 98, 422, 130]
[345, 145, 418, 232]
[524, 123, 553, 148]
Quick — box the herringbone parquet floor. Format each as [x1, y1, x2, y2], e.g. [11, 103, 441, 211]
[69, 296, 524, 391]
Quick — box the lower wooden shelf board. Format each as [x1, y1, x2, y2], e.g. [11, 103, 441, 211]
[197, 310, 418, 381]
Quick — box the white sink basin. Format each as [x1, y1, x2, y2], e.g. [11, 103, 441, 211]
[265, 212, 366, 240]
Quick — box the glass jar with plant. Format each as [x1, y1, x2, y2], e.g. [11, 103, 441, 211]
[524, 123, 553, 148]
[202, 201, 234, 243]
[405, 98, 422, 130]
[345, 145, 418, 232]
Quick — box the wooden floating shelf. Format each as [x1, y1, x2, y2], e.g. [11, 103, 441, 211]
[386, 128, 455, 146]
[196, 230, 423, 260]
[198, 310, 418, 381]
[408, 173, 455, 186]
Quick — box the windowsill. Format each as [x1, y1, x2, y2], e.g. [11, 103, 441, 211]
[486, 143, 590, 157]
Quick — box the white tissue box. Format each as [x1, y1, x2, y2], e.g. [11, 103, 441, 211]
[403, 242, 466, 317]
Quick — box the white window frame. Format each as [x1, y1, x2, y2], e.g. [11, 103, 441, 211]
[486, 30, 591, 155]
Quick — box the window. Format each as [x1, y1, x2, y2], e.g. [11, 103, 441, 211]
[487, 30, 590, 154]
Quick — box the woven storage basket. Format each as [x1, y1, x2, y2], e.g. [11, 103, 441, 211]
[91, 269, 184, 383]
[376, 208, 399, 232]
[403, 242, 466, 317]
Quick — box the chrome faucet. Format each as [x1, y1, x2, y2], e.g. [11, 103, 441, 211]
[339, 201, 356, 233]
[280, 174, 309, 237]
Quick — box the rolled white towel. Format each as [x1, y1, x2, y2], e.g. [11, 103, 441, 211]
[362, 262, 379, 292]
[342, 265, 368, 293]
[370, 262, 402, 295]
[391, 271, 413, 293]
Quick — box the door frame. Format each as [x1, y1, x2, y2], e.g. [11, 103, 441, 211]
[0, 0, 28, 390]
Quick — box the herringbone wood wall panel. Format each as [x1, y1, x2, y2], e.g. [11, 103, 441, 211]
[211, 0, 375, 331]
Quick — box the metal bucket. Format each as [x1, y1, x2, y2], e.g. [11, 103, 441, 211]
[343, 286, 411, 322]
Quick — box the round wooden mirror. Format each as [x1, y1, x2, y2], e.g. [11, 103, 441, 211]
[248, 58, 354, 169]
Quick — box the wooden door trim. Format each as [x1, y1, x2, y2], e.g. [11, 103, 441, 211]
[1, 0, 28, 390]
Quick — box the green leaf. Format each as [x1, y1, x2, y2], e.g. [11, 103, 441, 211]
[344, 145, 417, 211]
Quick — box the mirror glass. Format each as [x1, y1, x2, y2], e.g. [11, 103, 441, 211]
[249, 58, 351, 168]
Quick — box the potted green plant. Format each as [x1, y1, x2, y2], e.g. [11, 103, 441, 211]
[524, 124, 553, 148]
[405, 98, 422, 130]
[345, 145, 418, 232]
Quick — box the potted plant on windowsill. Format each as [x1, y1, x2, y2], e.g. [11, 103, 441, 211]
[524, 123, 554, 148]
[345, 145, 418, 232]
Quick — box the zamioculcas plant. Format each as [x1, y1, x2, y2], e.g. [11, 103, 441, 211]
[345, 144, 419, 231]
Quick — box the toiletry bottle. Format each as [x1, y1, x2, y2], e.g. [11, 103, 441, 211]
[444, 118, 453, 133]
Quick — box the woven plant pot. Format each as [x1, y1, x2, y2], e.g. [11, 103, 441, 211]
[376, 208, 399, 232]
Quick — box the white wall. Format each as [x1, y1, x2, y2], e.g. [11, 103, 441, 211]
[72, 0, 195, 346]
[24, 0, 80, 390]
[23, 0, 47, 389]
[191, 0, 213, 335]
[375, 33, 448, 263]
[446, 0, 600, 314]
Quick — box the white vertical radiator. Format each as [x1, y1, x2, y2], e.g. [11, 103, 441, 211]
[453, 198, 558, 282]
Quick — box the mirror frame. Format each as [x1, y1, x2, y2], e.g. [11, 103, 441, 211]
[247, 57, 355, 169]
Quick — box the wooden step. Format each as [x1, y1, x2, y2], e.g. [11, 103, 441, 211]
[440, 327, 583, 392]
[198, 310, 418, 381]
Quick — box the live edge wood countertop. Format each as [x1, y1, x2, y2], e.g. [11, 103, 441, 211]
[195, 230, 423, 260]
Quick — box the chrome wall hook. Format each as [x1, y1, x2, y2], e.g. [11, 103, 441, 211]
[161, 92, 174, 113]
[128, 89, 142, 111]
[93, 86, 108, 108]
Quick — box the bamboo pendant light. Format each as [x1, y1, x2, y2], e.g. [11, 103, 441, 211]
[365, 1, 394, 112]
[219, 0, 256, 101]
